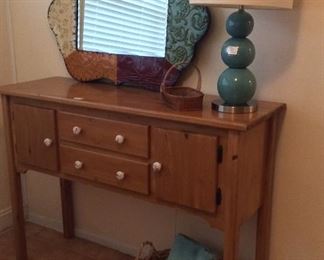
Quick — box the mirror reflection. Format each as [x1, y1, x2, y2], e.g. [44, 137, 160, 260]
[77, 0, 169, 57]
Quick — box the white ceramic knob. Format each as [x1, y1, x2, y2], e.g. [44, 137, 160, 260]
[116, 171, 126, 181]
[74, 160, 83, 170]
[43, 138, 53, 147]
[152, 162, 162, 173]
[72, 126, 82, 135]
[115, 134, 125, 144]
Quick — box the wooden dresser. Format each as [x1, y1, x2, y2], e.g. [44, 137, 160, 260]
[0, 77, 285, 260]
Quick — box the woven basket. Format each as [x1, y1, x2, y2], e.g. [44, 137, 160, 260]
[135, 241, 170, 260]
[160, 63, 204, 111]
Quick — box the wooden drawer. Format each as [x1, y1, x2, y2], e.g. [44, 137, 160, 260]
[58, 112, 149, 158]
[60, 145, 149, 194]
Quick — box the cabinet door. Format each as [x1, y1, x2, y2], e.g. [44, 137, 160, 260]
[151, 128, 218, 213]
[11, 104, 58, 171]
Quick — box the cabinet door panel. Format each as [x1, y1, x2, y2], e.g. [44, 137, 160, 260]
[12, 104, 58, 171]
[151, 128, 218, 213]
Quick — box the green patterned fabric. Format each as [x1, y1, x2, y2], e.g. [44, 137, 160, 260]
[166, 0, 209, 69]
[167, 234, 219, 260]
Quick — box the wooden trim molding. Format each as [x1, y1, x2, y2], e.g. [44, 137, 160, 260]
[0, 207, 13, 232]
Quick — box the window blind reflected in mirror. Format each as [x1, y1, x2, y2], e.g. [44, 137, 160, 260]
[77, 0, 169, 58]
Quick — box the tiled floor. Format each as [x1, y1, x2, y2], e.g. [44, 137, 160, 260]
[0, 223, 133, 260]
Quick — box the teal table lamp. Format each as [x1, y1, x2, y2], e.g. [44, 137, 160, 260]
[190, 0, 294, 113]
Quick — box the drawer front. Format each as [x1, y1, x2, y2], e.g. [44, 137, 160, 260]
[58, 112, 149, 158]
[60, 145, 149, 194]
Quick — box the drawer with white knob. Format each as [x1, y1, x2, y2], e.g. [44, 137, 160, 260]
[58, 112, 149, 158]
[59, 145, 149, 194]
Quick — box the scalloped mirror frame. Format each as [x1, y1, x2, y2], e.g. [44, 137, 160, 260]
[48, 0, 210, 91]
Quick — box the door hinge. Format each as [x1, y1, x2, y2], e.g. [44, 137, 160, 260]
[216, 188, 222, 206]
[217, 145, 223, 164]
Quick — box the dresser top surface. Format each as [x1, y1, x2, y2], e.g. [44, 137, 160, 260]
[0, 77, 285, 131]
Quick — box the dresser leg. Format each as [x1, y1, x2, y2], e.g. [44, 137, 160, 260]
[2, 96, 27, 260]
[256, 206, 271, 260]
[60, 179, 75, 238]
[9, 172, 27, 260]
[223, 131, 242, 260]
[223, 223, 241, 260]
[255, 112, 283, 260]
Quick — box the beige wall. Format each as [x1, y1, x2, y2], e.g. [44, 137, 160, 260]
[7, 0, 324, 259]
[0, 0, 16, 228]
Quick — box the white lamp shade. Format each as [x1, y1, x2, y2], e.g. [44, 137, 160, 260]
[189, 0, 294, 9]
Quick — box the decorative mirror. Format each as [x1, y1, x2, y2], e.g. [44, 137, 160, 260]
[48, 0, 209, 91]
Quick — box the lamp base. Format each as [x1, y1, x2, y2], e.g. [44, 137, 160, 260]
[212, 99, 257, 114]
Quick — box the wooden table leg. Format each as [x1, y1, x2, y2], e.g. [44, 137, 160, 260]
[9, 172, 27, 260]
[60, 179, 75, 238]
[223, 131, 241, 260]
[223, 222, 241, 260]
[2, 96, 27, 260]
[256, 111, 284, 260]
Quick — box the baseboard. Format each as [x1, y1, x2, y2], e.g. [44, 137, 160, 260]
[27, 212, 137, 256]
[76, 226, 137, 256]
[0, 205, 29, 232]
[0, 207, 12, 232]
[27, 212, 63, 233]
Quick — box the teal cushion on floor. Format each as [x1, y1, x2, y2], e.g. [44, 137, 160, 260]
[167, 234, 219, 260]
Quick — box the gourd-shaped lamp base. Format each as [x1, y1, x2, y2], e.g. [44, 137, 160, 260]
[213, 6, 257, 113]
